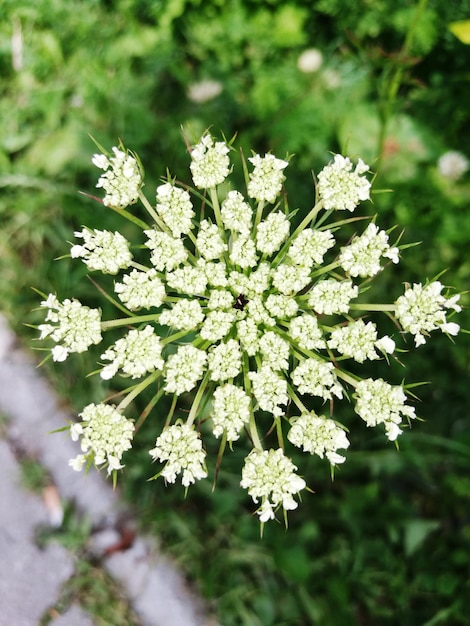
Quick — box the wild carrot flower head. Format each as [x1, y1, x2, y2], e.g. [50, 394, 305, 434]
[38, 131, 462, 523]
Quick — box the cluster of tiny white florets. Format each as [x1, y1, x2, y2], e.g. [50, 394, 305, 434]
[156, 183, 195, 237]
[144, 229, 188, 271]
[354, 378, 416, 441]
[291, 358, 343, 401]
[256, 212, 290, 255]
[115, 269, 165, 310]
[221, 191, 253, 235]
[339, 223, 399, 277]
[69, 403, 134, 474]
[308, 279, 358, 315]
[159, 298, 204, 330]
[288, 412, 350, 466]
[100, 325, 164, 380]
[240, 448, 306, 522]
[149, 423, 207, 486]
[287, 228, 335, 266]
[92, 146, 142, 208]
[317, 154, 371, 211]
[39, 131, 462, 523]
[247, 154, 289, 204]
[212, 384, 251, 441]
[70, 228, 133, 275]
[164, 345, 207, 395]
[327, 319, 395, 363]
[39, 294, 102, 362]
[248, 365, 289, 416]
[394, 281, 461, 347]
[190, 133, 230, 189]
[196, 220, 228, 260]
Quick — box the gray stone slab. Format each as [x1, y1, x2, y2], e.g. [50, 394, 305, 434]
[0, 440, 74, 626]
[0, 344, 120, 525]
[0, 315, 216, 626]
[106, 537, 207, 626]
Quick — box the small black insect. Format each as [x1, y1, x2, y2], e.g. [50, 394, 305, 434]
[233, 293, 249, 311]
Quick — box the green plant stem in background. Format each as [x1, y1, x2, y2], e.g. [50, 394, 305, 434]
[376, 0, 430, 169]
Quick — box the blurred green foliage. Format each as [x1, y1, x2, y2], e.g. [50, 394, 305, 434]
[1, 0, 470, 624]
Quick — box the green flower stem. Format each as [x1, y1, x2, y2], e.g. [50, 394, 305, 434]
[101, 313, 160, 330]
[138, 190, 167, 231]
[165, 393, 178, 428]
[134, 386, 165, 432]
[209, 187, 224, 231]
[186, 370, 211, 427]
[287, 383, 308, 413]
[376, 0, 429, 166]
[334, 369, 359, 388]
[242, 352, 263, 450]
[275, 416, 284, 450]
[310, 260, 341, 279]
[160, 328, 193, 346]
[349, 303, 396, 312]
[254, 200, 266, 231]
[117, 370, 161, 411]
[130, 260, 153, 272]
[292, 200, 324, 237]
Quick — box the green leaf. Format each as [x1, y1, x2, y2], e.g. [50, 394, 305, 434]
[448, 20, 470, 44]
[404, 519, 440, 556]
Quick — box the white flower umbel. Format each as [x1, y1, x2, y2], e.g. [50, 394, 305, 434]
[241, 448, 306, 522]
[145, 229, 188, 271]
[395, 281, 461, 347]
[195, 219, 228, 260]
[200, 310, 236, 342]
[247, 154, 289, 204]
[156, 183, 195, 237]
[39, 294, 102, 362]
[229, 235, 258, 268]
[289, 314, 326, 350]
[40, 130, 462, 523]
[287, 228, 335, 267]
[354, 378, 416, 441]
[92, 146, 142, 208]
[288, 412, 350, 466]
[317, 154, 371, 211]
[71, 228, 133, 275]
[69, 403, 134, 474]
[164, 345, 207, 395]
[149, 423, 207, 486]
[221, 190, 253, 236]
[292, 358, 343, 400]
[115, 269, 165, 310]
[308, 279, 358, 315]
[212, 384, 251, 441]
[256, 212, 290, 255]
[248, 365, 289, 416]
[339, 223, 399, 278]
[265, 294, 299, 319]
[100, 325, 164, 379]
[190, 133, 230, 189]
[166, 265, 208, 295]
[208, 339, 242, 382]
[259, 331, 290, 371]
[327, 319, 393, 363]
[271, 263, 311, 296]
[237, 318, 260, 356]
[159, 298, 205, 330]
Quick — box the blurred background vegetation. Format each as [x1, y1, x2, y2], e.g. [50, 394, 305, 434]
[1, 0, 470, 623]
